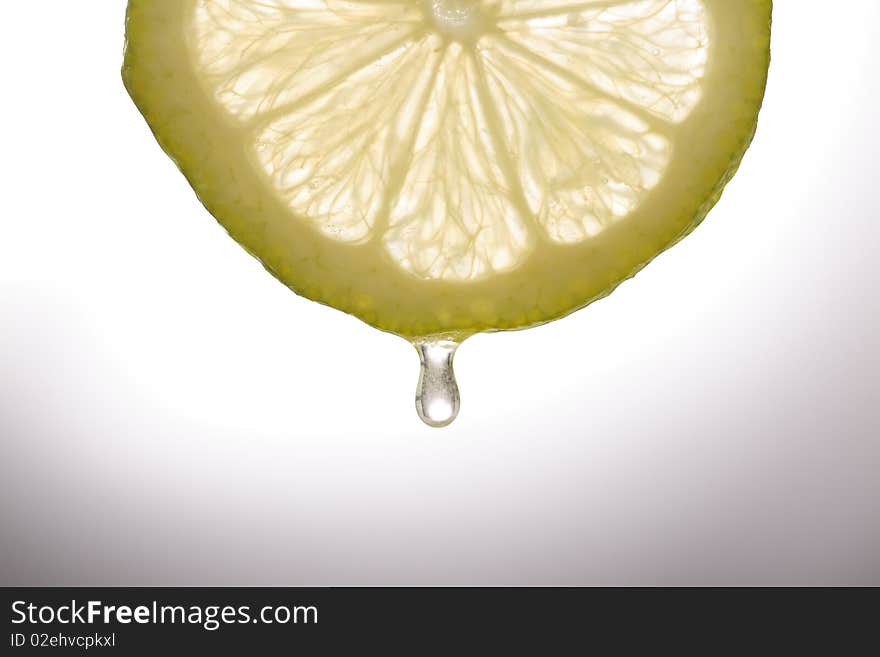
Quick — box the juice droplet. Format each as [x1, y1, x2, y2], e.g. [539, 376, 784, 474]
[414, 339, 460, 428]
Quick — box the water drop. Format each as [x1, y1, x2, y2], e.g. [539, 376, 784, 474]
[414, 339, 460, 428]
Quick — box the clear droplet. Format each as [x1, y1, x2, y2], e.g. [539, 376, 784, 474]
[414, 339, 460, 428]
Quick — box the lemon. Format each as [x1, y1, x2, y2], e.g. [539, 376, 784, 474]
[123, 0, 771, 425]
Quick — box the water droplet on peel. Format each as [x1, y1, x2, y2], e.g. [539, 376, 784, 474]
[414, 339, 460, 428]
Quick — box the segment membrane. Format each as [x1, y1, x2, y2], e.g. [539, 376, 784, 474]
[254, 36, 443, 243]
[497, 0, 710, 122]
[384, 44, 531, 280]
[480, 37, 671, 243]
[193, 0, 423, 120]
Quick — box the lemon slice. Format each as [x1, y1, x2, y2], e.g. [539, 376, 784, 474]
[123, 0, 771, 425]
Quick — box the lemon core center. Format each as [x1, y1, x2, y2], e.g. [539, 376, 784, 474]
[425, 0, 488, 42]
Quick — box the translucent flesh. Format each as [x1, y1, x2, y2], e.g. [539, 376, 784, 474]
[123, 0, 771, 339]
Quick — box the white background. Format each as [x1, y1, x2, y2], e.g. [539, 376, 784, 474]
[1, 1, 878, 584]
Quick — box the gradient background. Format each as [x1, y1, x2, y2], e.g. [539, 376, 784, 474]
[1, 1, 877, 586]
